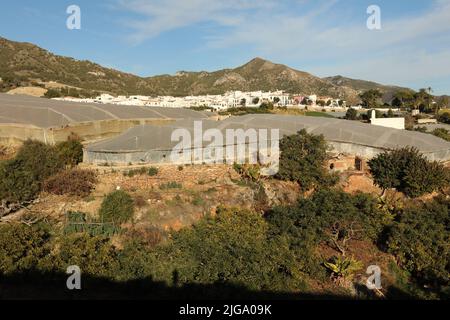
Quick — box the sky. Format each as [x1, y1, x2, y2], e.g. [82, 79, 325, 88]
[0, 0, 449, 94]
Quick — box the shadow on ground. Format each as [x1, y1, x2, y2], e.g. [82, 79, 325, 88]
[0, 269, 417, 300]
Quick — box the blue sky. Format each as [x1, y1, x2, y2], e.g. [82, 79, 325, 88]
[1, 0, 450, 94]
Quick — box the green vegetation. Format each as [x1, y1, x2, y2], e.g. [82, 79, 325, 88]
[304, 111, 334, 118]
[438, 111, 450, 124]
[0, 140, 64, 204]
[276, 129, 338, 190]
[324, 256, 363, 285]
[386, 196, 449, 296]
[368, 147, 449, 197]
[344, 108, 358, 120]
[0, 131, 448, 299]
[99, 190, 134, 224]
[56, 138, 84, 167]
[360, 89, 383, 109]
[159, 181, 183, 190]
[431, 128, 450, 141]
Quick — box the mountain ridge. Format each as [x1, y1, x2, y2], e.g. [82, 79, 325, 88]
[0, 36, 410, 103]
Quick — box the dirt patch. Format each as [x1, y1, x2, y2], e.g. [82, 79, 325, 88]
[7, 86, 47, 97]
[342, 173, 382, 195]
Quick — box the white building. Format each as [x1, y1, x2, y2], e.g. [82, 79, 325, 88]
[370, 110, 405, 130]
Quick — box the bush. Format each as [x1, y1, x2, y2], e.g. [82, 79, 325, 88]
[265, 189, 387, 274]
[0, 223, 53, 275]
[56, 139, 83, 166]
[153, 207, 304, 291]
[0, 140, 64, 203]
[386, 196, 449, 290]
[233, 163, 261, 181]
[159, 181, 182, 190]
[432, 128, 450, 142]
[148, 167, 159, 176]
[44, 89, 62, 99]
[99, 190, 134, 224]
[276, 130, 338, 190]
[368, 147, 449, 197]
[438, 112, 450, 124]
[43, 169, 97, 197]
[344, 108, 358, 120]
[57, 233, 119, 278]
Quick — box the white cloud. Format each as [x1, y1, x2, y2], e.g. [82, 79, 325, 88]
[118, 0, 450, 92]
[118, 0, 277, 43]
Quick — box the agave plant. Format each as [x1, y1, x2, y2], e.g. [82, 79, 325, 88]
[324, 255, 363, 285]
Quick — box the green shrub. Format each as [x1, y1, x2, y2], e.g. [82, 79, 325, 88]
[265, 189, 387, 275]
[44, 89, 62, 98]
[148, 167, 159, 176]
[432, 128, 450, 142]
[386, 196, 449, 289]
[57, 233, 119, 278]
[99, 190, 134, 224]
[233, 163, 261, 181]
[56, 139, 83, 166]
[368, 147, 449, 197]
[276, 130, 338, 190]
[43, 169, 97, 197]
[159, 181, 182, 190]
[0, 223, 53, 275]
[344, 108, 358, 120]
[324, 255, 363, 285]
[0, 140, 64, 203]
[153, 207, 304, 291]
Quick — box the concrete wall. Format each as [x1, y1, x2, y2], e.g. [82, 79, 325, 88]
[370, 118, 405, 130]
[84, 140, 450, 166]
[0, 118, 175, 145]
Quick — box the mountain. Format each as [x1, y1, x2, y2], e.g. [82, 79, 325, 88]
[324, 75, 412, 104]
[0, 36, 409, 104]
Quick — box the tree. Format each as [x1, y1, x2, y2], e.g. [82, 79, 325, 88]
[368, 147, 449, 197]
[414, 88, 433, 112]
[154, 207, 303, 291]
[259, 101, 274, 110]
[276, 130, 338, 190]
[0, 223, 53, 275]
[240, 98, 246, 107]
[392, 90, 414, 108]
[359, 89, 383, 109]
[0, 140, 64, 204]
[99, 190, 134, 224]
[317, 100, 326, 107]
[438, 111, 450, 124]
[273, 97, 281, 104]
[252, 97, 260, 105]
[44, 89, 62, 99]
[56, 138, 84, 167]
[344, 108, 358, 120]
[266, 189, 386, 276]
[386, 196, 449, 290]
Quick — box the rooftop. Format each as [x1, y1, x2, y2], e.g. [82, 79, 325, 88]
[0, 93, 209, 128]
[86, 114, 450, 161]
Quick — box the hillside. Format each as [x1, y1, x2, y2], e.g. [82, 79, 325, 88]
[324, 75, 412, 104]
[0, 36, 409, 104]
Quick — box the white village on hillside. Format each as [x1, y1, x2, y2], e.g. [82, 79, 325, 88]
[54, 90, 415, 130]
